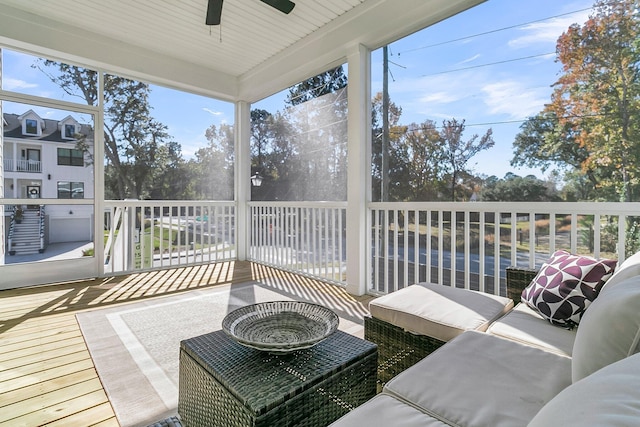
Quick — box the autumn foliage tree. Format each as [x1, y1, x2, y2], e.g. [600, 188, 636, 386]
[513, 0, 640, 201]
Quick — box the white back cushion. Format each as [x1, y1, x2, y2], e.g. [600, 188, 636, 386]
[572, 275, 640, 382]
[600, 250, 640, 293]
[530, 352, 640, 427]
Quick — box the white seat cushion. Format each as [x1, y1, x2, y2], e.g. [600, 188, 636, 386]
[328, 393, 449, 427]
[384, 331, 572, 427]
[529, 352, 640, 427]
[487, 303, 576, 357]
[368, 283, 513, 342]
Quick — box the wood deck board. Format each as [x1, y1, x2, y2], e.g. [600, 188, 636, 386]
[44, 402, 118, 427]
[0, 326, 82, 351]
[1, 341, 89, 372]
[0, 378, 104, 423]
[0, 368, 97, 408]
[0, 336, 86, 363]
[0, 261, 325, 426]
[1, 389, 109, 427]
[0, 359, 97, 394]
[0, 350, 90, 382]
[0, 331, 83, 356]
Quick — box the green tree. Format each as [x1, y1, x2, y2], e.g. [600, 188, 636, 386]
[188, 123, 234, 200]
[390, 120, 443, 201]
[439, 119, 495, 201]
[272, 66, 349, 201]
[36, 61, 185, 199]
[251, 109, 272, 173]
[481, 173, 560, 202]
[371, 92, 405, 201]
[511, 111, 591, 176]
[286, 66, 348, 107]
[249, 108, 299, 201]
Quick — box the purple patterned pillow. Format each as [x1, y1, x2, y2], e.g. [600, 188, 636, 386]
[521, 250, 617, 328]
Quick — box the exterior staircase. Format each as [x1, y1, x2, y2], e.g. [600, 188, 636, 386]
[10, 207, 43, 255]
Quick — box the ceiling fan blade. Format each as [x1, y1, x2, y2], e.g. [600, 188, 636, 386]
[260, 0, 295, 14]
[206, 0, 223, 25]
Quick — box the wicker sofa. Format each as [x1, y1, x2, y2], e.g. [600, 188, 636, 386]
[330, 251, 640, 426]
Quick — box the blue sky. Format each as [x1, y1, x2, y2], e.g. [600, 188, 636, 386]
[2, 0, 595, 180]
[368, 0, 594, 180]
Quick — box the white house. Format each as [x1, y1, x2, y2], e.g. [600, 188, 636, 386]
[3, 110, 94, 252]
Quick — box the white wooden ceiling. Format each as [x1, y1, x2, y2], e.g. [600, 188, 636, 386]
[0, 0, 484, 103]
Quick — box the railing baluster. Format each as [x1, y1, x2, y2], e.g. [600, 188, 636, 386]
[374, 209, 380, 292]
[414, 209, 419, 285]
[438, 210, 443, 286]
[549, 212, 556, 255]
[403, 208, 409, 289]
[426, 210, 432, 283]
[464, 210, 470, 290]
[529, 213, 536, 268]
[479, 211, 485, 293]
[510, 212, 517, 267]
[493, 210, 500, 296]
[618, 214, 626, 261]
[451, 211, 456, 288]
[594, 213, 601, 259]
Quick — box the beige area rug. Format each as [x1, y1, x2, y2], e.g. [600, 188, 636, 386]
[76, 280, 371, 427]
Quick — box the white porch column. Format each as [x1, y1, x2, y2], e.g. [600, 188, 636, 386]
[235, 100, 251, 261]
[0, 88, 4, 266]
[345, 44, 371, 296]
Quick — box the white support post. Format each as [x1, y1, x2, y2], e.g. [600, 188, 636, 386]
[235, 101, 251, 261]
[345, 44, 371, 296]
[95, 70, 106, 276]
[0, 53, 4, 265]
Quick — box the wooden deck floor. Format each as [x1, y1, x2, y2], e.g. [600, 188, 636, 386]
[0, 261, 369, 427]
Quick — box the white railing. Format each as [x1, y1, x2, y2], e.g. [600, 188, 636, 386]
[3, 158, 42, 172]
[99, 200, 640, 296]
[16, 159, 42, 173]
[369, 201, 640, 296]
[103, 200, 236, 275]
[249, 202, 347, 284]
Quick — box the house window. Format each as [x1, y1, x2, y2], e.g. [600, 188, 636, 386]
[25, 118, 39, 135]
[58, 181, 84, 199]
[57, 148, 84, 166]
[64, 123, 76, 139]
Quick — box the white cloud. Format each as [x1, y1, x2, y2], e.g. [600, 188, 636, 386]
[203, 108, 223, 116]
[419, 91, 460, 104]
[458, 54, 481, 65]
[481, 81, 549, 120]
[3, 78, 38, 91]
[508, 10, 592, 49]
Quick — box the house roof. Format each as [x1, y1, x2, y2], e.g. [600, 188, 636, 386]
[3, 112, 94, 143]
[0, 0, 484, 103]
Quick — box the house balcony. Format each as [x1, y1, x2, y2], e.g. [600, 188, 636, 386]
[3, 158, 42, 173]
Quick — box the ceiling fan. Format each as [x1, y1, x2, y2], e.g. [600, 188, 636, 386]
[206, 0, 296, 26]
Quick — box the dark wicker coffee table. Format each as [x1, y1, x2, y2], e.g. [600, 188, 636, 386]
[178, 329, 377, 427]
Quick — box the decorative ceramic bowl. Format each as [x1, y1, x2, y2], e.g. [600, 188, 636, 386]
[222, 301, 339, 353]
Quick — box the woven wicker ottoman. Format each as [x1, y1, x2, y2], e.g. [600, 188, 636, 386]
[365, 282, 513, 385]
[178, 329, 377, 427]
